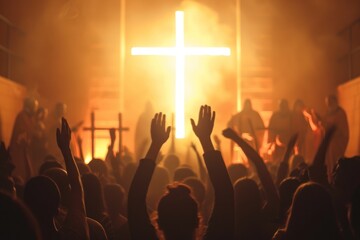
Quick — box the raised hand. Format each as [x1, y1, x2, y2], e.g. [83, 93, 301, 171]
[56, 117, 72, 152]
[151, 113, 171, 147]
[146, 113, 171, 161]
[191, 105, 216, 152]
[109, 128, 116, 148]
[222, 127, 240, 141]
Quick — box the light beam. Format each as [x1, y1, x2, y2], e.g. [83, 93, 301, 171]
[131, 11, 231, 138]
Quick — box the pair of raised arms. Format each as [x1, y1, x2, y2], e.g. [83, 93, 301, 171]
[146, 105, 216, 160]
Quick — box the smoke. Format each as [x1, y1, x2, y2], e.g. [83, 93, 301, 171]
[270, 0, 360, 111]
[5, 0, 360, 162]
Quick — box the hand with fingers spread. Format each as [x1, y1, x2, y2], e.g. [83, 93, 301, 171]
[146, 113, 171, 161]
[191, 105, 215, 141]
[191, 105, 216, 152]
[151, 113, 171, 147]
[56, 117, 72, 153]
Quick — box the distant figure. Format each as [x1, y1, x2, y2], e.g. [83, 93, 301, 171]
[47, 102, 67, 160]
[228, 99, 265, 151]
[268, 99, 292, 163]
[9, 97, 38, 180]
[163, 154, 180, 180]
[134, 101, 154, 160]
[324, 95, 349, 181]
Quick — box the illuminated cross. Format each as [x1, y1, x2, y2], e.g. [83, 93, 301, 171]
[132, 11, 231, 138]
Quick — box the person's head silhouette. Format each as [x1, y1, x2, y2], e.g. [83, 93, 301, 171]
[81, 173, 105, 219]
[285, 182, 340, 240]
[0, 191, 41, 240]
[157, 184, 199, 239]
[24, 176, 60, 238]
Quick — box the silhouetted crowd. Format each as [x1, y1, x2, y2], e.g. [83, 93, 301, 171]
[1, 96, 360, 240]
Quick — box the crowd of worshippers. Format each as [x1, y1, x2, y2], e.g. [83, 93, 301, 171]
[0, 95, 359, 240]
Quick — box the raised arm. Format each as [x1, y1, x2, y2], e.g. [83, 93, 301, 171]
[105, 128, 122, 184]
[75, 135, 85, 162]
[308, 126, 336, 186]
[191, 105, 234, 240]
[57, 118, 89, 239]
[276, 134, 298, 186]
[190, 142, 207, 183]
[128, 113, 170, 240]
[223, 127, 279, 216]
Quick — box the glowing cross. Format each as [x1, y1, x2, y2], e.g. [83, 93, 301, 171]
[132, 11, 231, 138]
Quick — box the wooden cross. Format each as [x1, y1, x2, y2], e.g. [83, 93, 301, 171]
[83, 111, 129, 159]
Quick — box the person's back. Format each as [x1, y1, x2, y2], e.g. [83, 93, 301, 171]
[128, 107, 234, 240]
[0, 191, 41, 240]
[82, 173, 114, 239]
[278, 178, 301, 226]
[104, 184, 130, 240]
[24, 176, 61, 239]
[273, 182, 341, 240]
[227, 163, 248, 184]
[163, 154, 180, 180]
[157, 184, 200, 240]
[234, 178, 272, 240]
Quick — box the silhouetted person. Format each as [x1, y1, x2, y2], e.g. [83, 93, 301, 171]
[24, 176, 61, 239]
[43, 168, 108, 240]
[324, 95, 349, 181]
[268, 99, 292, 163]
[350, 185, 360, 239]
[163, 154, 180, 180]
[88, 158, 112, 185]
[227, 163, 248, 184]
[25, 118, 90, 239]
[273, 182, 341, 240]
[148, 166, 170, 212]
[82, 173, 114, 239]
[38, 157, 63, 175]
[158, 184, 200, 239]
[233, 178, 274, 240]
[173, 166, 196, 182]
[223, 127, 280, 240]
[278, 178, 301, 226]
[183, 177, 208, 225]
[9, 97, 38, 180]
[228, 99, 265, 151]
[104, 184, 130, 240]
[128, 106, 234, 240]
[0, 191, 41, 240]
[183, 177, 206, 209]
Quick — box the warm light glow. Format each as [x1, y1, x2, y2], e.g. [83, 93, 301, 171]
[85, 154, 92, 164]
[131, 10, 231, 138]
[83, 139, 110, 163]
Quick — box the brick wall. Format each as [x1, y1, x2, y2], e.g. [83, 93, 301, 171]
[0, 76, 26, 145]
